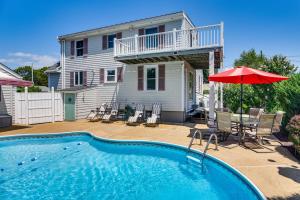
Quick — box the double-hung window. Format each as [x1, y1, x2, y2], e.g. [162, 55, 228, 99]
[74, 71, 84, 86]
[105, 68, 117, 83]
[145, 65, 157, 90]
[76, 40, 84, 56]
[108, 34, 116, 49]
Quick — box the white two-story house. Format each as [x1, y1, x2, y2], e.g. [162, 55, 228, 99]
[47, 11, 224, 122]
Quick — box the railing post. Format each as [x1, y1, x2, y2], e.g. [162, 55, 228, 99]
[114, 38, 117, 56]
[220, 21, 224, 47]
[134, 34, 139, 54]
[25, 86, 29, 125]
[173, 28, 177, 50]
[51, 87, 55, 123]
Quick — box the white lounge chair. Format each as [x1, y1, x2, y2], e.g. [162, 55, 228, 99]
[146, 103, 161, 127]
[86, 103, 107, 121]
[127, 104, 144, 125]
[102, 102, 119, 123]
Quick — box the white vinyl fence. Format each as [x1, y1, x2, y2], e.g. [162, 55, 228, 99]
[15, 87, 63, 125]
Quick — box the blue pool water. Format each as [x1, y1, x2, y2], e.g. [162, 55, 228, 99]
[0, 133, 264, 200]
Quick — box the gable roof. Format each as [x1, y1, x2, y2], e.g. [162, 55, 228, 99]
[0, 63, 22, 79]
[58, 11, 193, 40]
[45, 62, 61, 74]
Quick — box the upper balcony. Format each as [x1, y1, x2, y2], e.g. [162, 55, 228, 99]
[114, 23, 224, 69]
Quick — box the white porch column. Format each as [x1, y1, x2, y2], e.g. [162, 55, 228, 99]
[208, 51, 215, 125]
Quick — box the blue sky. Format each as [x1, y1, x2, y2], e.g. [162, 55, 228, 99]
[0, 0, 299, 69]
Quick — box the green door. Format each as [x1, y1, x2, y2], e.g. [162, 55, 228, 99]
[64, 93, 75, 121]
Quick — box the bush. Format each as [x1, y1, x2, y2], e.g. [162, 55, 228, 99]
[287, 115, 300, 149]
[286, 115, 300, 135]
[275, 74, 300, 126]
[223, 84, 260, 113]
[17, 86, 42, 92]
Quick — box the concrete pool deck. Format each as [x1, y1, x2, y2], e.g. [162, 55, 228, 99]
[1, 120, 299, 199]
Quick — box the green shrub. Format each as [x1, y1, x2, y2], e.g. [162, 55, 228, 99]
[275, 74, 300, 126]
[223, 84, 260, 113]
[17, 86, 42, 92]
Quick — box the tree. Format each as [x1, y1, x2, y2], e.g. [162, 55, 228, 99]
[33, 66, 48, 86]
[14, 66, 48, 86]
[14, 66, 33, 81]
[234, 49, 266, 69]
[224, 49, 297, 112]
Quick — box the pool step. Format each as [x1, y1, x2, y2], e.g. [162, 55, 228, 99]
[186, 155, 202, 165]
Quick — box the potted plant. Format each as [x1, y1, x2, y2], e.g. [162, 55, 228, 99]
[124, 104, 134, 120]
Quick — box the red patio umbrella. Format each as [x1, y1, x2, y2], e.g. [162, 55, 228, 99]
[208, 66, 288, 139]
[0, 70, 32, 87]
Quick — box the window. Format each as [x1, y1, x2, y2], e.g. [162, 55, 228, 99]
[76, 40, 84, 56]
[188, 72, 194, 99]
[145, 66, 157, 90]
[108, 34, 116, 49]
[74, 71, 84, 86]
[105, 68, 117, 83]
[145, 27, 158, 49]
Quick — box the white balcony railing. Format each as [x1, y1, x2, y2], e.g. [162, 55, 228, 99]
[114, 23, 224, 57]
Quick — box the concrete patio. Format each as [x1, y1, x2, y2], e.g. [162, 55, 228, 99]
[1, 120, 300, 199]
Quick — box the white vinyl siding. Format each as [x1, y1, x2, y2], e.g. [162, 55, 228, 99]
[117, 61, 184, 112]
[0, 67, 17, 123]
[61, 19, 188, 120]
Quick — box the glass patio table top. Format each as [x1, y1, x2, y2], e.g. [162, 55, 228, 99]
[231, 114, 251, 123]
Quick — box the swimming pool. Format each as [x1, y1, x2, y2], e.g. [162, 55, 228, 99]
[0, 132, 265, 200]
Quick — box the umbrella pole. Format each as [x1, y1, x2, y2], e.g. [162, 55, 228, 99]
[239, 83, 243, 144]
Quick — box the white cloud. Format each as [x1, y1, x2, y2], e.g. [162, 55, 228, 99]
[0, 52, 58, 69]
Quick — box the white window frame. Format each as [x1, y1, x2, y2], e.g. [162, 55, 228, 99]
[76, 40, 84, 57]
[144, 65, 158, 91]
[105, 68, 117, 83]
[74, 71, 84, 86]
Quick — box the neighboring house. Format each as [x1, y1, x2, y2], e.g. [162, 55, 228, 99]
[45, 62, 61, 89]
[0, 63, 23, 123]
[50, 11, 224, 122]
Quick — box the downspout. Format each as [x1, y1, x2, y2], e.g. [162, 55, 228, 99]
[181, 62, 185, 122]
[61, 39, 66, 89]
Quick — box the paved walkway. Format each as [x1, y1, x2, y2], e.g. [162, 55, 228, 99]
[1, 120, 300, 199]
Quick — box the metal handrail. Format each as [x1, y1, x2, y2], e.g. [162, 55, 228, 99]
[201, 133, 218, 162]
[188, 130, 202, 150]
[186, 132, 218, 169]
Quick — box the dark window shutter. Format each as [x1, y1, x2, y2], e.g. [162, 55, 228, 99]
[158, 64, 165, 91]
[138, 29, 145, 51]
[117, 67, 123, 82]
[138, 28, 144, 36]
[158, 25, 165, 48]
[158, 25, 165, 32]
[102, 35, 108, 50]
[100, 68, 104, 84]
[70, 41, 75, 57]
[137, 66, 144, 91]
[116, 32, 122, 39]
[83, 38, 88, 57]
[70, 72, 74, 87]
[83, 71, 87, 86]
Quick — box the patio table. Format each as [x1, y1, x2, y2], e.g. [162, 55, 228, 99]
[231, 114, 255, 144]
